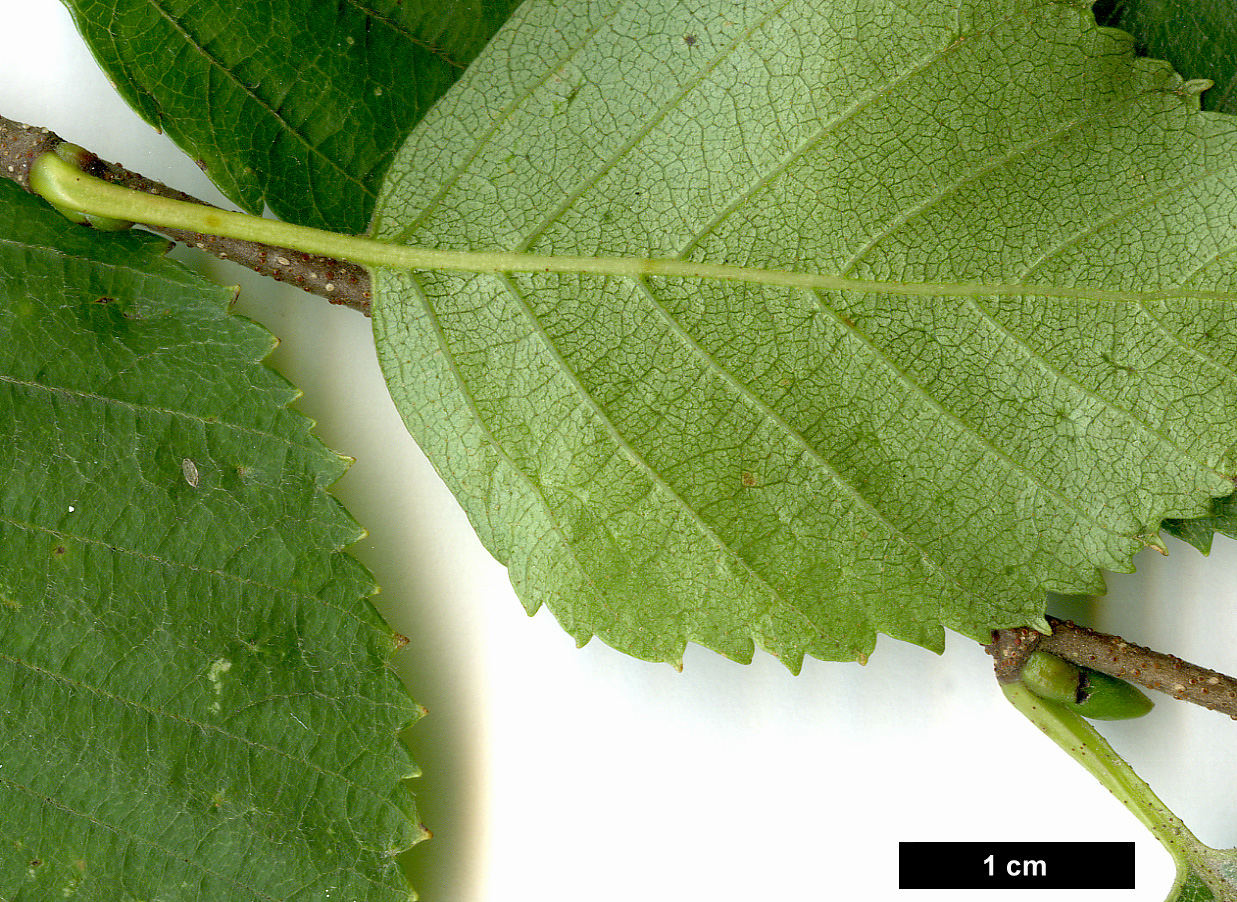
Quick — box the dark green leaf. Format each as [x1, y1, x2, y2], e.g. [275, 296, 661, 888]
[1094, 0, 1237, 112]
[59, 0, 522, 232]
[0, 179, 424, 900]
[1163, 491, 1237, 553]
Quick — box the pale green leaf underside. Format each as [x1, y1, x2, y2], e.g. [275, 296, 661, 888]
[370, 0, 1237, 669]
[0, 181, 422, 900]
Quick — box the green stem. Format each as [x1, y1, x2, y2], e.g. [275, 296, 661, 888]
[30, 151, 1237, 305]
[1002, 681, 1236, 899]
[1003, 682, 1192, 851]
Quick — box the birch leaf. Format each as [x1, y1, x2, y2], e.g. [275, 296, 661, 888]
[1096, 0, 1237, 112]
[370, 0, 1237, 669]
[59, 0, 522, 232]
[0, 179, 423, 900]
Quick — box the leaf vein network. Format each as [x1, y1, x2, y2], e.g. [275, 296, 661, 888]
[1134, 299, 1237, 385]
[396, 273, 622, 627]
[0, 515, 380, 636]
[343, 0, 470, 69]
[0, 374, 304, 456]
[512, 0, 797, 255]
[0, 765, 279, 901]
[386, 5, 624, 241]
[626, 277, 994, 625]
[673, 4, 1031, 262]
[965, 291, 1230, 480]
[796, 287, 1135, 536]
[1016, 147, 1237, 282]
[834, 101, 1122, 277]
[143, 0, 373, 198]
[0, 650, 405, 823]
[492, 270, 813, 633]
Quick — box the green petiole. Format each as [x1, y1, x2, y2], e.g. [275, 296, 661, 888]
[1002, 680, 1237, 899]
[29, 149, 1237, 305]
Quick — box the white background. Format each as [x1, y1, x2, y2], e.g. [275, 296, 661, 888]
[4, 2, 1237, 900]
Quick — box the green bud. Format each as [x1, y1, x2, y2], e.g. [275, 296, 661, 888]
[29, 144, 133, 232]
[1073, 669, 1155, 720]
[1019, 651, 1081, 706]
[1020, 651, 1153, 720]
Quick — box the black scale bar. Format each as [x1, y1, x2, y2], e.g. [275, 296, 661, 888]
[899, 841, 1135, 889]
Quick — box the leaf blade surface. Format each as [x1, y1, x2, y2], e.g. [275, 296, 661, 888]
[59, 0, 522, 231]
[0, 179, 423, 900]
[371, 0, 1237, 668]
[1095, 0, 1237, 113]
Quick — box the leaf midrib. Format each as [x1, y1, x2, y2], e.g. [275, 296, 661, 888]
[484, 0, 1230, 533]
[383, 1, 1144, 645]
[450, 13, 1209, 613]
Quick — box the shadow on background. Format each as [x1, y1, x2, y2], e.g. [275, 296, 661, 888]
[184, 252, 488, 901]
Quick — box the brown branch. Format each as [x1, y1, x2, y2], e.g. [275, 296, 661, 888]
[987, 618, 1237, 720]
[984, 627, 1043, 684]
[1040, 616, 1237, 719]
[0, 114, 371, 315]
